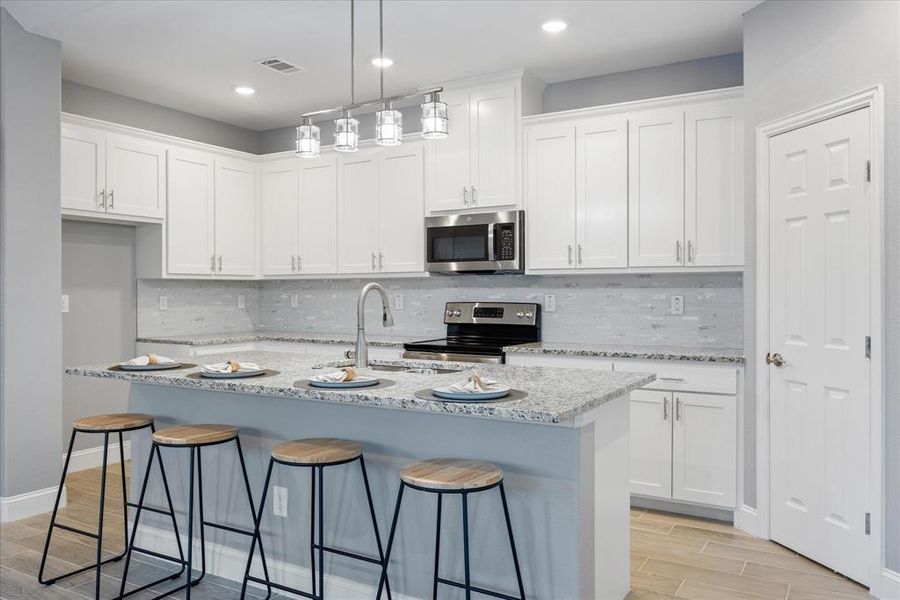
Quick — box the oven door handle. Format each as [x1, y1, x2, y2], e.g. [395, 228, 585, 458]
[487, 224, 496, 262]
[402, 350, 503, 365]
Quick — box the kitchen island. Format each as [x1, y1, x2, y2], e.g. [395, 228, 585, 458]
[67, 350, 654, 600]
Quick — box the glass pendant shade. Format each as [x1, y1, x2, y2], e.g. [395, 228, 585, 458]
[421, 93, 449, 139]
[375, 106, 403, 146]
[295, 118, 321, 158]
[333, 114, 360, 152]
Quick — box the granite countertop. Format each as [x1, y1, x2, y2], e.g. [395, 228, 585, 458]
[66, 351, 655, 426]
[503, 342, 745, 364]
[136, 331, 408, 348]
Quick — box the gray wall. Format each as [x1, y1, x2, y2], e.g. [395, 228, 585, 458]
[743, 0, 900, 570]
[543, 53, 743, 113]
[0, 8, 63, 499]
[62, 221, 137, 451]
[62, 80, 260, 154]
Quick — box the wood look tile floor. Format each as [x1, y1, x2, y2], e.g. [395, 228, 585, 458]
[0, 464, 872, 599]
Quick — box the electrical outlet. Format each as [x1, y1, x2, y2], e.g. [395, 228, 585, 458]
[544, 294, 556, 313]
[393, 293, 404, 311]
[272, 486, 288, 518]
[61, 294, 70, 314]
[237, 294, 246, 309]
[669, 295, 685, 316]
[159, 296, 168, 311]
[290, 293, 299, 308]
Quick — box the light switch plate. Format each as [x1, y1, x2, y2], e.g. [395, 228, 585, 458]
[237, 294, 246, 309]
[61, 294, 70, 314]
[159, 296, 168, 311]
[272, 486, 287, 518]
[544, 294, 556, 313]
[669, 295, 684, 316]
[394, 293, 404, 311]
[290, 293, 300, 308]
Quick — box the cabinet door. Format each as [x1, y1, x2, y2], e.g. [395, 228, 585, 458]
[214, 157, 257, 277]
[299, 156, 338, 274]
[260, 159, 300, 276]
[685, 100, 744, 267]
[106, 133, 166, 218]
[378, 143, 424, 273]
[469, 86, 517, 209]
[628, 110, 685, 267]
[577, 116, 628, 268]
[61, 124, 106, 212]
[525, 123, 576, 270]
[672, 392, 736, 508]
[337, 153, 379, 274]
[167, 148, 215, 276]
[424, 90, 470, 212]
[630, 389, 673, 499]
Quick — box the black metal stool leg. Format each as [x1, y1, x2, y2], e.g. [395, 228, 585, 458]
[310, 465, 317, 599]
[195, 446, 207, 587]
[359, 456, 392, 600]
[234, 437, 272, 596]
[317, 465, 325, 600]
[240, 457, 274, 600]
[185, 446, 196, 600]
[151, 427, 188, 571]
[376, 482, 405, 600]
[462, 491, 472, 600]
[93, 432, 110, 599]
[118, 431, 129, 553]
[38, 429, 76, 585]
[118, 441, 156, 600]
[432, 492, 443, 600]
[499, 483, 526, 600]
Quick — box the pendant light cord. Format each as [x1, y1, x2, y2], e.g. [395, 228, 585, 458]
[350, 0, 355, 105]
[379, 0, 384, 101]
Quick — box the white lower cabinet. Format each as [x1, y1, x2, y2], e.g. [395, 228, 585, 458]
[629, 389, 674, 498]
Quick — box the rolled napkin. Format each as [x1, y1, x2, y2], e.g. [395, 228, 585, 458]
[200, 360, 262, 374]
[310, 367, 357, 383]
[447, 372, 500, 393]
[121, 353, 177, 366]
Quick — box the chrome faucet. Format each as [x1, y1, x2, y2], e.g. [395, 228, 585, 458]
[355, 282, 394, 368]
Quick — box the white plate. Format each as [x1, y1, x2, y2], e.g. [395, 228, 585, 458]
[119, 362, 183, 371]
[431, 385, 511, 401]
[308, 376, 379, 389]
[201, 369, 267, 379]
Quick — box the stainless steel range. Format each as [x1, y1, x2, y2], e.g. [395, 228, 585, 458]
[402, 301, 541, 364]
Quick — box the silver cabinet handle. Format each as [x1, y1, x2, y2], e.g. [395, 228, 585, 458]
[298, 256, 302, 271]
[471, 186, 477, 205]
[675, 397, 682, 421]
[378, 252, 384, 270]
[210, 255, 216, 272]
[217, 255, 223, 272]
[577, 244, 583, 265]
[462, 186, 469, 205]
[662, 397, 669, 421]
[98, 189, 106, 209]
[567, 244, 573, 265]
[676, 240, 682, 263]
[687, 240, 694, 264]
[108, 190, 115, 209]
[371, 252, 377, 270]
[658, 376, 685, 382]
[291, 256, 297, 272]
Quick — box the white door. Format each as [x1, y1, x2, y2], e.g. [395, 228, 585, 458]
[629, 389, 672, 499]
[260, 159, 300, 276]
[425, 90, 470, 212]
[685, 101, 744, 267]
[378, 143, 424, 273]
[213, 157, 256, 277]
[167, 148, 215, 276]
[526, 123, 576, 270]
[768, 107, 871, 584]
[469, 86, 517, 209]
[299, 156, 338, 274]
[671, 392, 736, 508]
[337, 153, 379, 274]
[577, 116, 628, 268]
[106, 134, 166, 219]
[628, 109, 685, 267]
[61, 124, 106, 212]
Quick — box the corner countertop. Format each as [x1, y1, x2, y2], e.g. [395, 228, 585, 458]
[136, 331, 408, 348]
[66, 351, 655, 426]
[503, 342, 745, 364]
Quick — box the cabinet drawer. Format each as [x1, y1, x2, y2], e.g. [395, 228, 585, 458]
[615, 360, 737, 395]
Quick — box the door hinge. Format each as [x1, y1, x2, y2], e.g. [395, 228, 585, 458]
[865, 160, 871, 182]
[865, 335, 871, 358]
[865, 512, 871, 535]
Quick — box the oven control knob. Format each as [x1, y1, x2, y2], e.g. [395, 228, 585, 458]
[452, 309, 461, 317]
[516, 311, 525, 318]
[445, 309, 453, 318]
[525, 311, 534, 319]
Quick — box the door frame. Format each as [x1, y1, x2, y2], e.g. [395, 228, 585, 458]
[754, 85, 885, 592]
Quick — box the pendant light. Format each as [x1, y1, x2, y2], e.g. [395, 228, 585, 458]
[374, 0, 402, 146]
[334, 0, 359, 153]
[295, 117, 320, 158]
[421, 92, 449, 139]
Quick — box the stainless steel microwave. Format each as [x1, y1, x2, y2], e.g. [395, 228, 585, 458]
[425, 210, 525, 274]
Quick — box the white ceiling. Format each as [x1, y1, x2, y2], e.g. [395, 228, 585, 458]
[1, 0, 760, 131]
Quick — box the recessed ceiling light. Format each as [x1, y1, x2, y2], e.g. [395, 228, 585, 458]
[542, 20, 568, 33]
[234, 86, 256, 96]
[371, 56, 394, 68]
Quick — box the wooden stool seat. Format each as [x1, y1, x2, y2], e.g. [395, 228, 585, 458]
[400, 458, 503, 491]
[73, 413, 154, 432]
[271, 438, 363, 465]
[152, 424, 238, 447]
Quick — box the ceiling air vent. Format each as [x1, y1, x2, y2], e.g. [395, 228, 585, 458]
[257, 57, 305, 74]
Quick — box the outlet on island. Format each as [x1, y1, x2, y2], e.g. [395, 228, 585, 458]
[273, 485, 288, 517]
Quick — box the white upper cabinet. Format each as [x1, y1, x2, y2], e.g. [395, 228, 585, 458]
[526, 122, 576, 270]
[167, 148, 215, 275]
[378, 143, 425, 273]
[213, 157, 256, 276]
[628, 109, 685, 267]
[337, 152, 380, 274]
[684, 100, 744, 267]
[425, 91, 471, 212]
[298, 156, 338, 274]
[260, 159, 300, 276]
[62, 124, 165, 219]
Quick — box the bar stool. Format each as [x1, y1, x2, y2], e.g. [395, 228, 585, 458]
[239, 438, 391, 600]
[376, 458, 526, 600]
[118, 424, 271, 600]
[39, 413, 185, 600]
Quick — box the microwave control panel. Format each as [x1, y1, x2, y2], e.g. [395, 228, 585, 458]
[497, 224, 516, 260]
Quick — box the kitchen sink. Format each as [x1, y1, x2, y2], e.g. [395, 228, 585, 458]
[369, 364, 463, 375]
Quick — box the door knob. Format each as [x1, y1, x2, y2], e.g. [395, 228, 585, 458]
[765, 352, 785, 367]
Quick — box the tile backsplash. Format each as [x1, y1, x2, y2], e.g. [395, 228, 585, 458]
[138, 273, 742, 349]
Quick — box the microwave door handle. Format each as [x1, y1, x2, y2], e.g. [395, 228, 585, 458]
[487, 224, 496, 262]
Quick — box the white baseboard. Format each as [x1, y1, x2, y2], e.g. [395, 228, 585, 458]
[65, 440, 132, 473]
[735, 504, 763, 538]
[133, 523, 418, 600]
[880, 568, 900, 600]
[0, 485, 66, 523]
